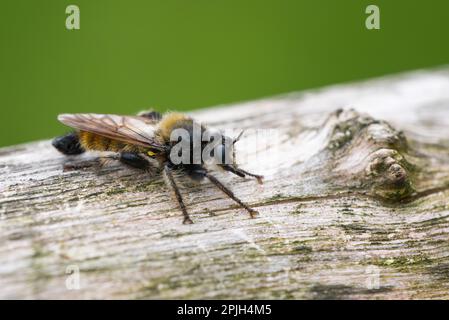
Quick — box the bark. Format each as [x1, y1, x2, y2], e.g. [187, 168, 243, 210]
[1, 68, 449, 299]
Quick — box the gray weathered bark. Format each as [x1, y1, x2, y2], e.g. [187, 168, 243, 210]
[1, 68, 449, 299]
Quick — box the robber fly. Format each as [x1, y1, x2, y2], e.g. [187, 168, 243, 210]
[52, 111, 263, 224]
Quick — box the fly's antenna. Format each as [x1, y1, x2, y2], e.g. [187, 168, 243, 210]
[231, 130, 244, 166]
[233, 130, 245, 145]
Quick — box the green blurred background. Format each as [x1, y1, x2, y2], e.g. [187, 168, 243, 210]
[1, 0, 449, 147]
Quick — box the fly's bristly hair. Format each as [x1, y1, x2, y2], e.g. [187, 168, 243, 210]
[78, 131, 144, 153]
[53, 109, 263, 224]
[157, 112, 192, 142]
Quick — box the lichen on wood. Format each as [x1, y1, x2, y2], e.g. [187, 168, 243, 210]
[1, 68, 449, 299]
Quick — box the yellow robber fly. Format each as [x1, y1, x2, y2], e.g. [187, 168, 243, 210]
[53, 111, 263, 224]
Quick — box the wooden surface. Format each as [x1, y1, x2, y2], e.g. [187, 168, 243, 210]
[1, 68, 449, 299]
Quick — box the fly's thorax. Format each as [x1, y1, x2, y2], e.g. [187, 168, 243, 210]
[165, 119, 203, 165]
[157, 112, 192, 142]
[166, 122, 236, 166]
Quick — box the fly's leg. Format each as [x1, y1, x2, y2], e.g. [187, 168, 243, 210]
[62, 154, 119, 171]
[119, 152, 150, 170]
[62, 161, 98, 171]
[63, 152, 153, 172]
[52, 132, 85, 155]
[163, 165, 193, 224]
[205, 171, 258, 218]
[118, 152, 160, 176]
[221, 165, 264, 184]
[233, 167, 264, 185]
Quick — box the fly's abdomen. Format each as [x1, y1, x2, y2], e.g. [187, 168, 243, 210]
[78, 131, 140, 153]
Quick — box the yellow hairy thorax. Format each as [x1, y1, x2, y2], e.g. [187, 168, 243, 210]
[157, 112, 191, 141]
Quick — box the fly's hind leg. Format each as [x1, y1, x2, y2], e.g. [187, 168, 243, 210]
[63, 152, 155, 173]
[163, 165, 193, 224]
[118, 152, 161, 177]
[119, 152, 150, 170]
[62, 154, 119, 171]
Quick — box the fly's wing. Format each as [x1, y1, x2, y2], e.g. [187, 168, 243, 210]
[58, 113, 166, 150]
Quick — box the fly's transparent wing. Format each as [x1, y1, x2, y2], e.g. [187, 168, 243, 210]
[58, 113, 165, 149]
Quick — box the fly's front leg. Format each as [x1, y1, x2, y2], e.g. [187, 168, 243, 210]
[221, 164, 264, 184]
[205, 171, 258, 218]
[163, 165, 193, 224]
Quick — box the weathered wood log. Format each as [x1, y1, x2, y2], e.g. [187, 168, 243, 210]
[1, 68, 449, 299]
